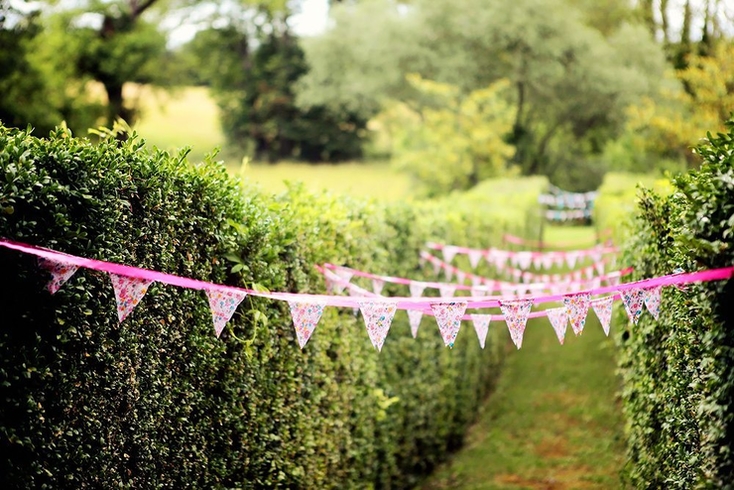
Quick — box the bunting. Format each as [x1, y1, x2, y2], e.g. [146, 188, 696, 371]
[563, 292, 591, 336]
[109, 273, 153, 323]
[206, 287, 248, 337]
[359, 300, 398, 351]
[39, 257, 79, 294]
[621, 288, 645, 325]
[288, 300, 325, 349]
[407, 309, 423, 338]
[545, 307, 568, 344]
[643, 286, 662, 320]
[439, 284, 456, 298]
[470, 314, 491, 349]
[591, 296, 614, 336]
[500, 299, 533, 349]
[430, 301, 468, 348]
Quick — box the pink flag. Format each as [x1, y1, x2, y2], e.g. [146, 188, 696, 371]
[643, 286, 662, 320]
[471, 287, 486, 297]
[288, 300, 325, 349]
[470, 314, 491, 349]
[532, 255, 543, 269]
[409, 281, 426, 298]
[468, 250, 483, 269]
[621, 288, 645, 324]
[333, 269, 354, 294]
[563, 292, 591, 335]
[439, 284, 456, 298]
[39, 257, 79, 294]
[372, 278, 385, 295]
[206, 287, 247, 337]
[607, 272, 620, 286]
[546, 307, 568, 344]
[499, 299, 533, 349]
[516, 251, 533, 270]
[541, 255, 554, 270]
[443, 266, 454, 283]
[591, 296, 614, 336]
[455, 269, 466, 285]
[359, 300, 397, 351]
[109, 273, 154, 323]
[430, 301, 468, 348]
[565, 252, 579, 269]
[407, 309, 423, 338]
[442, 245, 459, 264]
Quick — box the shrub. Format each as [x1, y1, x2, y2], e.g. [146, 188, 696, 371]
[0, 123, 533, 488]
[616, 121, 734, 487]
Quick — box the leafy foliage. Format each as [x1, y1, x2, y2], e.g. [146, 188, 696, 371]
[616, 120, 734, 487]
[0, 122, 538, 488]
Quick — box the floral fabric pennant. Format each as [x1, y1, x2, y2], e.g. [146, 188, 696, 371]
[333, 269, 353, 294]
[470, 314, 491, 349]
[442, 245, 459, 265]
[565, 252, 579, 269]
[621, 288, 645, 324]
[206, 287, 247, 337]
[439, 284, 456, 298]
[430, 301, 468, 348]
[591, 296, 614, 336]
[407, 309, 423, 338]
[563, 292, 591, 336]
[468, 250, 483, 270]
[643, 286, 662, 320]
[546, 307, 568, 344]
[516, 251, 533, 270]
[288, 300, 325, 349]
[455, 269, 466, 285]
[109, 273, 154, 323]
[409, 281, 427, 298]
[499, 299, 533, 349]
[39, 258, 79, 294]
[372, 278, 385, 296]
[359, 300, 398, 351]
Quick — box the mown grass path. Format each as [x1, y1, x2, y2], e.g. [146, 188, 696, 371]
[420, 308, 625, 489]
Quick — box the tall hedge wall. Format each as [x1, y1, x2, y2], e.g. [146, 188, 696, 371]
[616, 122, 734, 487]
[0, 124, 539, 488]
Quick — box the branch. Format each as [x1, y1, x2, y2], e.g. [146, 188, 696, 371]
[130, 0, 158, 19]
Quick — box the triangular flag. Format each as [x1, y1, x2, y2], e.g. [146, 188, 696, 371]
[541, 255, 554, 270]
[407, 309, 423, 338]
[430, 257, 441, 276]
[516, 251, 533, 270]
[442, 245, 459, 265]
[409, 281, 426, 298]
[492, 251, 508, 269]
[546, 307, 568, 344]
[553, 255, 565, 267]
[430, 301, 468, 348]
[594, 261, 605, 276]
[621, 288, 645, 324]
[591, 296, 614, 336]
[359, 300, 397, 351]
[206, 287, 247, 337]
[372, 278, 385, 295]
[643, 286, 662, 320]
[333, 268, 354, 294]
[584, 267, 594, 280]
[468, 250, 483, 269]
[532, 255, 543, 269]
[109, 273, 153, 323]
[288, 300, 325, 349]
[443, 265, 454, 283]
[39, 258, 79, 294]
[499, 299, 533, 349]
[439, 284, 456, 298]
[470, 314, 491, 349]
[455, 269, 466, 285]
[565, 252, 579, 269]
[471, 287, 486, 297]
[563, 292, 591, 335]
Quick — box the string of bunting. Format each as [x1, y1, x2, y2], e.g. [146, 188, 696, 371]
[2, 239, 732, 352]
[544, 209, 593, 221]
[424, 242, 618, 271]
[502, 231, 612, 249]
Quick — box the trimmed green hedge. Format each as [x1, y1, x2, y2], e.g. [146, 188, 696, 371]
[616, 121, 734, 487]
[0, 123, 537, 488]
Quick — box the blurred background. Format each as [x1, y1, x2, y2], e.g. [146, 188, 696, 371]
[1, 0, 732, 197]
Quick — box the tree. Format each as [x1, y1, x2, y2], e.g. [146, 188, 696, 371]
[298, 0, 668, 186]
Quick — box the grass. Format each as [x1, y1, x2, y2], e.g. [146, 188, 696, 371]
[419, 226, 626, 490]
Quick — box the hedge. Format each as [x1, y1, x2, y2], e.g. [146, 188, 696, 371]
[616, 121, 734, 487]
[0, 123, 540, 489]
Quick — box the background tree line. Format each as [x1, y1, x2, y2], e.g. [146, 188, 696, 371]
[1, 0, 732, 193]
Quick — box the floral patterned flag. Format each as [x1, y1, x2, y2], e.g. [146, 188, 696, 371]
[39, 257, 79, 294]
[546, 307, 568, 344]
[565, 252, 579, 269]
[591, 296, 614, 336]
[621, 288, 645, 324]
[430, 301, 468, 348]
[607, 273, 620, 287]
[563, 292, 591, 336]
[409, 281, 426, 298]
[205, 287, 247, 337]
[643, 286, 662, 320]
[541, 255, 555, 270]
[470, 314, 491, 349]
[439, 284, 456, 298]
[109, 273, 154, 324]
[516, 251, 533, 270]
[468, 250, 483, 269]
[359, 300, 398, 351]
[442, 245, 459, 265]
[499, 299, 533, 349]
[408, 309, 423, 338]
[288, 300, 325, 349]
[372, 278, 385, 296]
[333, 269, 353, 294]
[471, 287, 487, 297]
